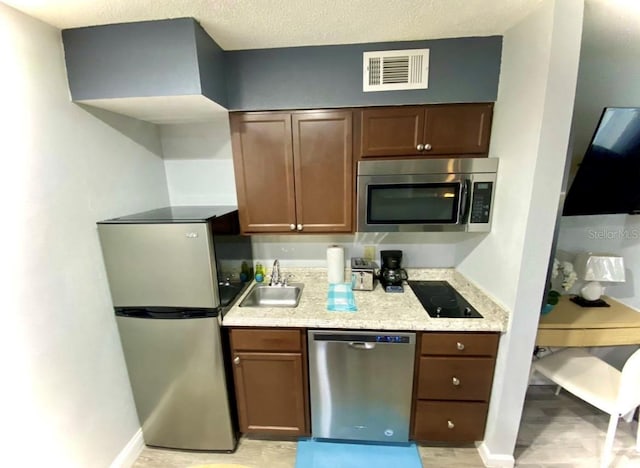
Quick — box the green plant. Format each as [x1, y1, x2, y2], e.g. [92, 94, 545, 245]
[547, 289, 561, 306]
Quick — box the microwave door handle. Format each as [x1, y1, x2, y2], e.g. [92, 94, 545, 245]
[459, 179, 471, 223]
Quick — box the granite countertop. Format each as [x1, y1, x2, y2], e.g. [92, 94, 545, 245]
[222, 268, 509, 332]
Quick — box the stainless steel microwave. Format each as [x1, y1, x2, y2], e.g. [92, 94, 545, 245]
[357, 158, 498, 232]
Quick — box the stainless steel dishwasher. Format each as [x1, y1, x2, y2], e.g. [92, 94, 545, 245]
[308, 330, 416, 443]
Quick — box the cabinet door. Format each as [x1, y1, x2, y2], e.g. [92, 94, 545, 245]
[232, 351, 308, 436]
[359, 107, 425, 157]
[230, 113, 296, 233]
[423, 103, 492, 155]
[292, 111, 353, 232]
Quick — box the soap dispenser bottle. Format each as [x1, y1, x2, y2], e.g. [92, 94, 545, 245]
[255, 263, 265, 282]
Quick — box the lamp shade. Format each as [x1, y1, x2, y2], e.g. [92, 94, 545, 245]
[574, 252, 626, 282]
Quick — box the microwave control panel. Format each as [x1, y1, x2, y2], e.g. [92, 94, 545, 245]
[470, 182, 493, 223]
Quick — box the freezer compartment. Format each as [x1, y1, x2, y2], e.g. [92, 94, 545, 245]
[308, 331, 416, 443]
[116, 314, 236, 450]
[99, 223, 218, 308]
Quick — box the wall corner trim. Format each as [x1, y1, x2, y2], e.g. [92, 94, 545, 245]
[476, 441, 515, 468]
[109, 428, 145, 468]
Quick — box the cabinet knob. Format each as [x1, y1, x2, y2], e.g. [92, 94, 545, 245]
[289, 224, 296, 231]
[233, 356, 240, 365]
[456, 342, 465, 351]
[424, 143, 432, 151]
[452, 376, 460, 386]
[297, 224, 303, 231]
[416, 144, 425, 151]
[447, 420, 455, 429]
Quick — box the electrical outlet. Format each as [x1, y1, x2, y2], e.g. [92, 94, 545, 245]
[363, 245, 376, 261]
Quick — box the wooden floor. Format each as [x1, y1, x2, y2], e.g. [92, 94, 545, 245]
[515, 386, 640, 467]
[133, 386, 640, 467]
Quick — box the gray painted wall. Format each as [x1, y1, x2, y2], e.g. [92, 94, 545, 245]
[194, 21, 228, 107]
[62, 18, 226, 103]
[62, 20, 501, 113]
[225, 37, 502, 110]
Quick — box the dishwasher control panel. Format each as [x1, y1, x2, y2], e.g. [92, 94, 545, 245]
[312, 333, 411, 343]
[375, 335, 410, 343]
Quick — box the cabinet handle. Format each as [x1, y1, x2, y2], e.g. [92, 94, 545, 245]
[447, 420, 455, 429]
[456, 342, 465, 351]
[452, 376, 460, 386]
[297, 224, 303, 231]
[289, 224, 296, 231]
[233, 356, 240, 365]
[424, 143, 432, 151]
[416, 144, 424, 151]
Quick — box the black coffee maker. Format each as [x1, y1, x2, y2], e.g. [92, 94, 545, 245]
[379, 250, 408, 292]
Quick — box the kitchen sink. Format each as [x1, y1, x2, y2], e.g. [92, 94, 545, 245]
[239, 283, 304, 308]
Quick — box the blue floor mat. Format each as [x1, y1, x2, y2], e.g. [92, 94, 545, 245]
[295, 439, 423, 468]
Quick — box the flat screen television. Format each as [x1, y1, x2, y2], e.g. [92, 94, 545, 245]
[563, 107, 640, 216]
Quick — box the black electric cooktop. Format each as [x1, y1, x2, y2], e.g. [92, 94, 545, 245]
[408, 280, 483, 319]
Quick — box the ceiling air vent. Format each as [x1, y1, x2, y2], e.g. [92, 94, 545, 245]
[363, 49, 429, 92]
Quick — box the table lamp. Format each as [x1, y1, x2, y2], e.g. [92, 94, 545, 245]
[571, 252, 626, 307]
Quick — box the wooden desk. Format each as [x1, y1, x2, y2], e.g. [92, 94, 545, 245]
[536, 295, 640, 347]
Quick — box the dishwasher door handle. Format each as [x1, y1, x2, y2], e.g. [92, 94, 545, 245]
[348, 342, 376, 350]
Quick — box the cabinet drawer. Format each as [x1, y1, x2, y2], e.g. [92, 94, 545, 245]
[420, 332, 498, 357]
[413, 401, 488, 442]
[417, 356, 495, 401]
[230, 328, 302, 352]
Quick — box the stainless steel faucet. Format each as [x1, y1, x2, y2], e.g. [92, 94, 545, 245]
[270, 259, 281, 286]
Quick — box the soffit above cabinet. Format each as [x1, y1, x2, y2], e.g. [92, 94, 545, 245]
[77, 95, 227, 124]
[62, 18, 228, 123]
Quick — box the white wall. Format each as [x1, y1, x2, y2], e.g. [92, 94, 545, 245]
[557, 0, 640, 311]
[250, 232, 485, 268]
[458, 0, 583, 464]
[0, 4, 170, 467]
[161, 119, 238, 205]
[557, 215, 639, 308]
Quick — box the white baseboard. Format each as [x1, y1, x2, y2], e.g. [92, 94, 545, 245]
[476, 441, 515, 468]
[110, 428, 145, 468]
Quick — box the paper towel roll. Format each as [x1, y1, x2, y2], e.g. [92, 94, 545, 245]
[327, 245, 345, 284]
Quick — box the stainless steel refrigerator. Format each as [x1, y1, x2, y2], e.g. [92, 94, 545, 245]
[97, 206, 252, 451]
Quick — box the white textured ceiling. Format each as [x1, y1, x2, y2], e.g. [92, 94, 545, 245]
[3, 0, 545, 50]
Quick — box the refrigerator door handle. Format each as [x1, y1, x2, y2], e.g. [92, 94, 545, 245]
[115, 308, 153, 319]
[114, 307, 219, 319]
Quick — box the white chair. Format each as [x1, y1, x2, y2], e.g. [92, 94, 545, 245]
[532, 347, 640, 468]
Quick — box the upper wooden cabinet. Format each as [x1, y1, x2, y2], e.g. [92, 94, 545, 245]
[358, 103, 493, 158]
[230, 110, 353, 234]
[230, 112, 296, 233]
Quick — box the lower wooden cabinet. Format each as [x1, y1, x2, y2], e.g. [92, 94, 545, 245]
[227, 327, 499, 443]
[229, 328, 309, 436]
[412, 332, 499, 443]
